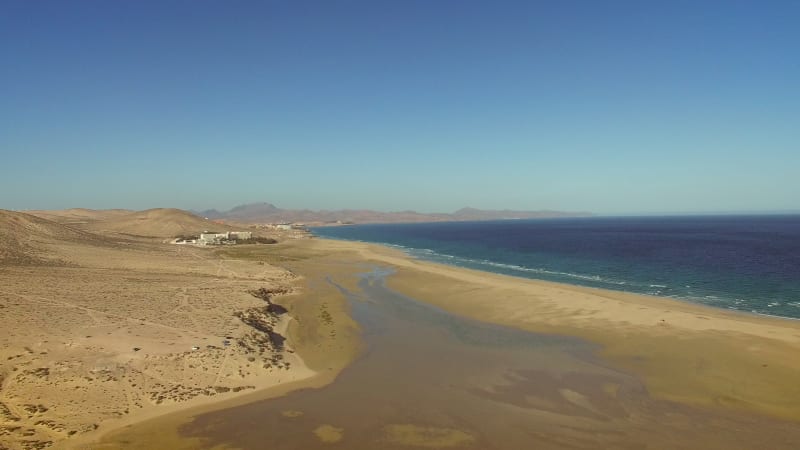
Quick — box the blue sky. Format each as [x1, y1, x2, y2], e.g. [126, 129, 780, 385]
[1, 1, 798, 214]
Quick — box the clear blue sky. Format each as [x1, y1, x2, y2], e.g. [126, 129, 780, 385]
[2, 1, 798, 214]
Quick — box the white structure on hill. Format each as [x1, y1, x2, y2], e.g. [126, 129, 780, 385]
[198, 231, 252, 245]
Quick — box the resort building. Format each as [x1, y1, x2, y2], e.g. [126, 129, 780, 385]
[197, 231, 253, 245]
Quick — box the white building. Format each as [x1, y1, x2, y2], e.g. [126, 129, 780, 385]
[199, 232, 227, 245]
[198, 231, 253, 245]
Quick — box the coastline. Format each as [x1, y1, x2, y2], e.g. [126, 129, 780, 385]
[311, 215, 800, 321]
[328, 238, 800, 421]
[343, 238, 800, 331]
[85, 236, 800, 447]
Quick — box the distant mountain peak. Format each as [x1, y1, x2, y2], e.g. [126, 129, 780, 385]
[229, 202, 279, 212]
[196, 202, 591, 225]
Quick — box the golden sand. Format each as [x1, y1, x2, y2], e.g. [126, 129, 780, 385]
[320, 238, 800, 421]
[0, 210, 341, 449]
[312, 424, 344, 443]
[5, 216, 800, 449]
[281, 409, 304, 418]
[88, 241, 364, 449]
[382, 424, 476, 448]
[101, 237, 800, 449]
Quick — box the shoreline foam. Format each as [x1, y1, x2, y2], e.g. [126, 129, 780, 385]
[325, 238, 800, 420]
[311, 215, 800, 321]
[314, 234, 800, 322]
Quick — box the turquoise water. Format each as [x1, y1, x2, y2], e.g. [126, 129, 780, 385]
[312, 215, 800, 319]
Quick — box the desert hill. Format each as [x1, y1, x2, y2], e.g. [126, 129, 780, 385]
[23, 208, 254, 239]
[197, 202, 591, 224]
[0, 209, 115, 266]
[0, 209, 307, 448]
[26, 208, 132, 225]
[78, 208, 244, 238]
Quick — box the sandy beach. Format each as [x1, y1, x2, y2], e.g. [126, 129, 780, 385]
[340, 239, 800, 421]
[96, 237, 800, 449]
[266, 237, 800, 423]
[4, 223, 800, 449]
[7, 1, 799, 447]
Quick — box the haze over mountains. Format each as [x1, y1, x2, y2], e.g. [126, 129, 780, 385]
[197, 202, 591, 224]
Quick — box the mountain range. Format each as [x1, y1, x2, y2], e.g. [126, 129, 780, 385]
[196, 203, 591, 225]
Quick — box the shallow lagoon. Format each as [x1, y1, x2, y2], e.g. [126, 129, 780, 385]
[176, 268, 800, 449]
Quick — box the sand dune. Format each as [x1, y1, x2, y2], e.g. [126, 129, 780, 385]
[0, 211, 318, 450]
[0, 210, 117, 266]
[25, 207, 245, 239]
[77, 208, 242, 238]
[25, 208, 133, 225]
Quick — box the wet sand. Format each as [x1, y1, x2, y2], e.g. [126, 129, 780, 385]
[95, 239, 800, 449]
[162, 268, 800, 449]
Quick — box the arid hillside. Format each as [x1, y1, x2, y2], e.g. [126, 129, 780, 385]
[25, 208, 251, 239]
[0, 208, 314, 450]
[0, 210, 117, 266]
[63, 208, 243, 238]
[25, 208, 133, 225]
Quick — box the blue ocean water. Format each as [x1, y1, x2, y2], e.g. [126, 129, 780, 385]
[312, 215, 800, 320]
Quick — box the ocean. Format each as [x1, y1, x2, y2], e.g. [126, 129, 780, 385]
[311, 215, 800, 320]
